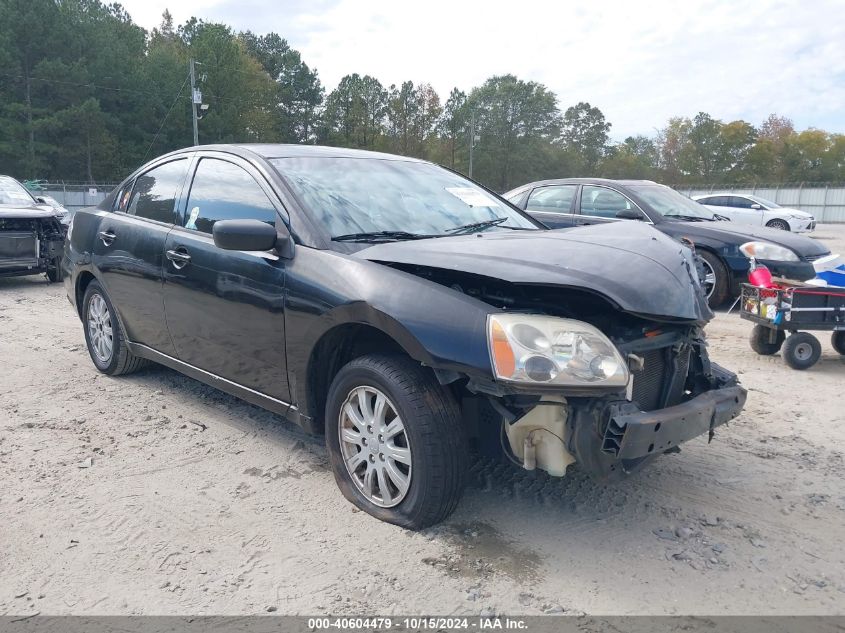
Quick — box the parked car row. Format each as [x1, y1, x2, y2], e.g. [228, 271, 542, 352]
[60, 145, 750, 528]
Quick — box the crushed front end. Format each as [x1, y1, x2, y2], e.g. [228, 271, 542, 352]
[567, 325, 746, 481]
[370, 227, 747, 482]
[0, 215, 65, 279]
[473, 317, 746, 482]
[400, 268, 748, 482]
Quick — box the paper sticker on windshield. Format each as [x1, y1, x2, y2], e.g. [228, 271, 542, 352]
[446, 187, 497, 208]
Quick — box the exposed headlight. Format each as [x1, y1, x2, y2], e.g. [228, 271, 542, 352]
[740, 241, 799, 262]
[488, 314, 629, 387]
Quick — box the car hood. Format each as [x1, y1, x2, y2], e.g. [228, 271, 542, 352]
[0, 203, 61, 219]
[659, 218, 828, 257]
[357, 222, 713, 323]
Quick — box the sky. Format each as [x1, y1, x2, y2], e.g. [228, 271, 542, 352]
[118, 0, 845, 141]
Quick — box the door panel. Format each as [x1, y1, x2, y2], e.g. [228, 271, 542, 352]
[162, 156, 290, 401]
[93, 158, 189, 355]
[93, 215, 174, 354]
[726, 196, 764, 226]
[163, 229, 289, 400]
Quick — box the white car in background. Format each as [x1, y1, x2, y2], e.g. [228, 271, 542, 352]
[692, 193, 816, 233]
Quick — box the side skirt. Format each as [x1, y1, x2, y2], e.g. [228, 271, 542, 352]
[127, 342, 309, 429]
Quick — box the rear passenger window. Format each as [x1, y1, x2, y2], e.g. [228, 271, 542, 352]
[526, 185, 577, 213]
[184, 158, 278, 235]
[125, 159, 188, 223]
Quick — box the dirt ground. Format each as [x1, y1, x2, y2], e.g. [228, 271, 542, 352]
[1, 225, 844, 617]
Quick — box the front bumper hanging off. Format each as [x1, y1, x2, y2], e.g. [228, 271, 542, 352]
[601, 384, 747, 460]
[570, 361, 747, 482]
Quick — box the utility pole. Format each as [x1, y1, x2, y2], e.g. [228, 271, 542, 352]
[468, 110, 475, 179]
[189, 59, 199, 146]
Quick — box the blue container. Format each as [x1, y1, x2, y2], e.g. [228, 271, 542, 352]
[816, 267, 845, 287]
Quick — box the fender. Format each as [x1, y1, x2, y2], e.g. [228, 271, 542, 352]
[284, 246, 497, 414]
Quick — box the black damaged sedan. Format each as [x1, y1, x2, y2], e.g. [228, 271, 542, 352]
[64, 145, 746, 528]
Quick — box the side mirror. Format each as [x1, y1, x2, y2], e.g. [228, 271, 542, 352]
[213, 219, 286, 254]
[616, 208, 644, 220]
[750, 203, 762, 210]
[35, 196, 48, 204]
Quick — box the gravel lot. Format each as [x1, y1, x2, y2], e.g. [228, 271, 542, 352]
[1, 225, 844, 617]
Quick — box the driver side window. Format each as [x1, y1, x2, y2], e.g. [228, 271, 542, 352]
[184, 158, 279, 235]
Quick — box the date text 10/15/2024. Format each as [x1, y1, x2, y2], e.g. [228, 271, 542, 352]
[308, 617, 530, 630]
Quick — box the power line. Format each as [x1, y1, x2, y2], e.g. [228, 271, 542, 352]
[140, 72, 192, 164]
[0, 72, 191, 101]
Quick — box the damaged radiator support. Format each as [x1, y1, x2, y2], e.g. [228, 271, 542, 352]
[0, 230, 39, 270]
[0, 216, 65, 277]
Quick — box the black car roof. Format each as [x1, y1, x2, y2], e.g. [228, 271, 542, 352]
[168, 143, 428, 163]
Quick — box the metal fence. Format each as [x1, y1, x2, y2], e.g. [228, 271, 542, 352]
[673, 184, 845, 224]
[27, 182, 117, 212]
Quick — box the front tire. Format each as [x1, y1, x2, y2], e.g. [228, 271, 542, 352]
[766, 219, 790, 231]
[782, 332, 821, 370]
[325, 354, 467, 529]
[82, 281, 148, 375]
[699, 250, 729, 307]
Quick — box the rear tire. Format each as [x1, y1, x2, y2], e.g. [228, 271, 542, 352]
[699, 250, 729, 308]
[325, 354, 467, 530]
[832, 331, 845, 356]
[766, 219, 790, 231]
[749, 325, 785, 356]
[82, 281, 148, 376]
[782, 332, 821, 370]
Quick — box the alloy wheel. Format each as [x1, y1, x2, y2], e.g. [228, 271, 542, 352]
[700, 258, 716, 299]
[338, 386, 412, 508]
[87, 293, 114, 363]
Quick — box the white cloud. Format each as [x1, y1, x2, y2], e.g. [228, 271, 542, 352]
[121, 0, 845, 139]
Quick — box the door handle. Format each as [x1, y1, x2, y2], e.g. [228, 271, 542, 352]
[166, 248, 191, 269]
[98, 230, 116, 246]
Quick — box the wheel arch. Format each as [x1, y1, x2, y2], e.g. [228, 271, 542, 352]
[74, 270, 98, 319]
[766, 216, 792, 230]
[300, 314, 439, 434]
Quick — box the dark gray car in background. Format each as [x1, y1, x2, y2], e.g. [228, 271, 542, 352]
[0, 175, 66, 282]
[504, 178, 830, 306]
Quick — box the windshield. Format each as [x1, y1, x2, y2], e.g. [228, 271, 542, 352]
[627, 184, 716, 220]
[749, 195, 781, 208]
[271, 157, 538, 238]
[0, 176, 36, 206]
